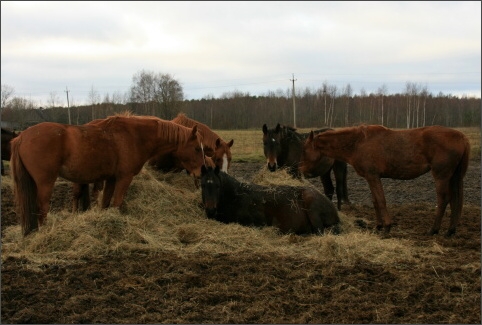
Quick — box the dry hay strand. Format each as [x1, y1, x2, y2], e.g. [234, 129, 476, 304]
[251, 165, 309, 187]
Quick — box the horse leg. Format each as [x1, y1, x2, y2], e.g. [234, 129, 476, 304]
[36, 181, 56, 227]
[320, 172, 335, 205]
[72, 183, 80, 212]
[101, 178, 116, 209]
[110, 175, 134, 210]
[92, 181, 104, 207]
[1, 160, 4, 176]
[72, 183, 91, 212]
[428, 178, 451, 236]
[366, 176, 391, 233]
[333, 160, 350, 207]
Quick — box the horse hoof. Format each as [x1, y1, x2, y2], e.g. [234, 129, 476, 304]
[426, 229, 439, 236]
[445, 229, 456, 237]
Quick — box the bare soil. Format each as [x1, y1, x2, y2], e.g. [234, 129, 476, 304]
[1, 162, 481, 324]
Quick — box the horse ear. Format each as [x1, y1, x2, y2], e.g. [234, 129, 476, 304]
[191, 125, 198, 138]
[275, 123, 281, 133]
[215, 138, 221, 148]
[262, 124, 268, 135]
[227, 139, 234, 147]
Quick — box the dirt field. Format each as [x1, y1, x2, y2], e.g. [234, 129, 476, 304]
[1, 161, 481, 324]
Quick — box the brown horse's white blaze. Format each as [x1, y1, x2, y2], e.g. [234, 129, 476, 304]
[301, 124, 470, 236]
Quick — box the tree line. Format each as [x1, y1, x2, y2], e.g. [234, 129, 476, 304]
[1, 71, 480, 131]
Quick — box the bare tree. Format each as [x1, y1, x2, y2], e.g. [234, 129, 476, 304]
[154, 73, 184, 119]
[342, 83, 352, 126]
[48, 91, 60, 108]
[88, 85, 100, 120]
[130, 70, 156, 115]
[1, 84, 15, 108]
[377, 84, 388, 126]
[405, 82, 420, 128]
[129, 70, 184, 118]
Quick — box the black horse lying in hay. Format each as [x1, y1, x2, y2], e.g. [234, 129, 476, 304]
[200, 165, 340, 235]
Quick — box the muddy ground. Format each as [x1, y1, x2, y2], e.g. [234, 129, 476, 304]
[1, 161, 481, 324]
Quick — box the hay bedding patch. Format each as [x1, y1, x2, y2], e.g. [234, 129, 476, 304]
[2, 165, 418, 269]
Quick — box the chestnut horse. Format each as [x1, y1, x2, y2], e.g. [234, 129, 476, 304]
[200, 165, 340, 235]
[70, 114, 210, 212]
[149, 113, 234, 173]
[301, 124, 470, 236]
[1, 128, 18, 176]
[11, 115, 206, 236]
[262, 123, 350, 210]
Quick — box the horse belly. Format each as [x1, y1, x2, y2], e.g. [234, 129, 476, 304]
[381, 161, 431, 180]
[265, 201, 310, 234]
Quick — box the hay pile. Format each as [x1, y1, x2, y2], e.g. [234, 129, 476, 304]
[2, 166, 421, 268]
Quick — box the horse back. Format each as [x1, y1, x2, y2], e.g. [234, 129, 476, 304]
[16, 122, 121, 183]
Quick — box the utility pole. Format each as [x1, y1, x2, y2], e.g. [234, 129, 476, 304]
[65, 86, 71, 124]
[290, 73, 297, 128]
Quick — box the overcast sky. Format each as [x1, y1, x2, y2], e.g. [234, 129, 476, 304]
[1, 1, 481, 106]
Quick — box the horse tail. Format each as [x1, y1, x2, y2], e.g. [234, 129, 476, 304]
[10, 138, 39, 236]
[449, 138, 470, 228]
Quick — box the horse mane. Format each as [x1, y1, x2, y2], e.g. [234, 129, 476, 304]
[157, 119, 199, 144]
[102, 114, 199, 145]
[173, 113, 221, 147]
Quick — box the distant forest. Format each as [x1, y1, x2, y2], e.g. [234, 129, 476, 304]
[2, 73, 480, 130]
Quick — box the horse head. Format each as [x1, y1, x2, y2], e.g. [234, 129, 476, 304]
[299, 130, 323, 176]
[174, 125, 206, 178]
[200, 165, 221, 218]
[211, 138, 234, 173]
[262, 123, 282, 172]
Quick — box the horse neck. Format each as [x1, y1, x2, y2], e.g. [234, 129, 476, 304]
[218, 172, 241, 199]
[280, 128, 303, 162]
[173, 115, 219, 149]
[315, 128, 360, 162]
[155, 120, 196, 152]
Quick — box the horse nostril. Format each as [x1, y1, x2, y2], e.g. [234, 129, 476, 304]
[267, 163, 277, 172]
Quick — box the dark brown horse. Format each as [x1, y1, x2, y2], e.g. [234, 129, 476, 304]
[1, 128, 18, 176]
[149, 113, 234, 173]
[301, 124, 470, 236]
[262, 123, 350, 210]
[200, 165, 340, 235]
[11, 114, 206, 236]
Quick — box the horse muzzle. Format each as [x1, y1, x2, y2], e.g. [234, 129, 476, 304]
[267, 162, 277, 172]
[205, 207, 217, 218]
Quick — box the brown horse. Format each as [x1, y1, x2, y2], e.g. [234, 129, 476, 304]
[301, 124, 470, 236]
[70, 114, 210, 212]
[149, 113, 234, 173]
[11, 115, 206, 236]
[1, 128, 18, 176]
[200, 165, 340, 235]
